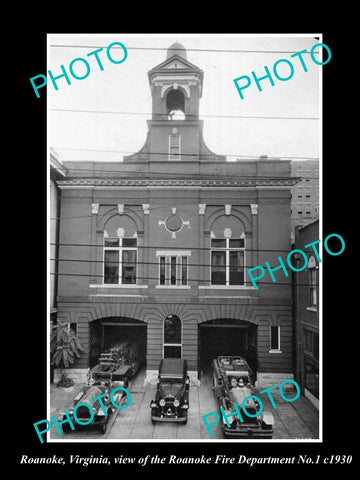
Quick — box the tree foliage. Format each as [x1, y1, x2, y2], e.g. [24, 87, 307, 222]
[50, 322, 85, 369]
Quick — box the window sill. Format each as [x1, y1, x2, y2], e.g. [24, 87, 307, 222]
[269, 350, 282, 354]
[90, 284, 148, 289]
[198, 285, 254, 290]
[155, 285, 191, 289]
[306, 307, 318, 312]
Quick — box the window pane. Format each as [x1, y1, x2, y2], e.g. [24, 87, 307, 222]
[170, 256, 177, 285]
[270, 326, 279, 350]
[164, 315, 181, 344]
[104, 238, 119, 247]
[169, 134, 180, 159]
[104, 250, 119, 284]
[122, 238, 137, 247]
[211, 239, 226, 248]
[211, 251, 226, 285]
[181, 256, 187, 285]
[164, 345, 181, 359]
[229, 251, 244, 285]
[229, 238, 244, 249]
[122, 250, 137, 284]
[159, 257, 166, 285]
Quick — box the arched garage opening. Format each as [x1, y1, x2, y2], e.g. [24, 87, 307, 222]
[198, 319, 257, 380]
[89, 317, 147, 372]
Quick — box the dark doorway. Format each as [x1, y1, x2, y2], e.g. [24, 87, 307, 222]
[198, 319, 257, 378]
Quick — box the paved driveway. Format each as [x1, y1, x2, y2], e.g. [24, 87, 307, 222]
[50, 367, 319, 441]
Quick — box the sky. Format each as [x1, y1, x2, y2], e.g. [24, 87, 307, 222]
[47, 34, 322, 163]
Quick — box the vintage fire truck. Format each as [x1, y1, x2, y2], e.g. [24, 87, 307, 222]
[89, 337, 143, 381]
[60, 338, 142, 435]
[212, 356, 274, 439]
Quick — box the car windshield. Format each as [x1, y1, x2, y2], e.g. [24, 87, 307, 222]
[160, 381, 183, 387]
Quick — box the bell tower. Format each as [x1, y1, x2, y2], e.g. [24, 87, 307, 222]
[148, 42, 203, 120]
[124, 42, 224, 165]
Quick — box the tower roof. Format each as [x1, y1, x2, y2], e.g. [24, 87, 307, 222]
[166, 42, 187, 60]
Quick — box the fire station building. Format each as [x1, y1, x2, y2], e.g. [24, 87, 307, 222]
[54, 43, 298, 387]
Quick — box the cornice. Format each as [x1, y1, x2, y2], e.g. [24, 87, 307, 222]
[57, 178, 298, 189]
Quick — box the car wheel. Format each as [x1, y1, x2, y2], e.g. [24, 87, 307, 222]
[183, 417, 188, 425]
[100, 421, 107, 434]
[62, 422, 71, 434]
[151, 418, 156, 425]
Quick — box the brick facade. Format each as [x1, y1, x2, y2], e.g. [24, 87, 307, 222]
[53, 43, 298, 387]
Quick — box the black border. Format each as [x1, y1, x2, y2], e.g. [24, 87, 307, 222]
[15, 21, 356, 472]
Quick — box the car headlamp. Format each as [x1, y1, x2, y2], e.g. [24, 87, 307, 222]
[230, 378, 237, 387]
[159, 399, 166, 407]
[174, 399, 180, 407]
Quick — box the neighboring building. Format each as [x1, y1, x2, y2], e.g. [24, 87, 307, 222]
[290, 160, 319, 239]
[292, 220, 319, 408]
[50, 149, 66, 382]
[50, 148, 66, 325]
[53, 43, 298, 387]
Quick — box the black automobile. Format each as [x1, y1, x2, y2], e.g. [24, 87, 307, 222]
[150, 358, 190, 424]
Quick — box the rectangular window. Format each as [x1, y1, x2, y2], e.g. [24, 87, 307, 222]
[297, 187, 303, 198]
[104, 237, 137, 285]
[305, 187, 311, 197]
[305, 203, 312, 215]
[297, 203, 303, 215]
[270, 326, 280, 351]
[157, 252, 190, 286]
[211, 238, 245, 286]
[169, 133, 181, 160]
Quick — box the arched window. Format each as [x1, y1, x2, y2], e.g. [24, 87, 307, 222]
[163, 315, 182, 358]
[103, 215, 138, 285]
[210, 214, 247, 286]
